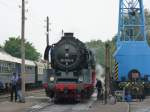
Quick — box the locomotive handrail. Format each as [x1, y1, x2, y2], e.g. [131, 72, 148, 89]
[44, 45, 52, 61]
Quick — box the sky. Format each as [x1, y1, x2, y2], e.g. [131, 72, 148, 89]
[0, 0, 150, 56]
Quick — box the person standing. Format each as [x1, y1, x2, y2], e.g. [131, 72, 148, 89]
[96, 79, 102, 100]
[10, 73, 18, 102]
[16, 74, 24, 102]
[0, 80, 5, 91]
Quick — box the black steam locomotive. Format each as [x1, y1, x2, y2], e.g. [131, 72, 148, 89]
[44, 33, 96, 102]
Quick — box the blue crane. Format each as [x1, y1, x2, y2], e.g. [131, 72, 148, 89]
[113, 0, 150, 82]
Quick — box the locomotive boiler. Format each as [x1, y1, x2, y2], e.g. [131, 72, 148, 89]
[44, 33, 96, 102]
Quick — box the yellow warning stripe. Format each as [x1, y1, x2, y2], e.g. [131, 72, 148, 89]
[114, 62, 118, 80]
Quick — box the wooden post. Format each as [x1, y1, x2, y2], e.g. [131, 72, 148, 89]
[104, 42, 111, 104]
[21, 0, 26, 101]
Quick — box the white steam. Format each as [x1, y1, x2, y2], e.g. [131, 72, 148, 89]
[96, 64, 105, 84]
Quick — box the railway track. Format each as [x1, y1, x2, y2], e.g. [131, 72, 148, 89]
[26, 102, 54, 112]
[0, 88, 96, 112]
[26, 94, 96, 112]
[27, 100, 94, 112]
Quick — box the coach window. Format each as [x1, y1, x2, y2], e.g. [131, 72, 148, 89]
[0, 63, 2, 72]
[39, 68, 43, 74]
[3, 63, 6, 73]
[41, 68, 43, 73]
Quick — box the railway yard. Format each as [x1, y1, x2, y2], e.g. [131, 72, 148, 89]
[0, 89, 126, 112]
[0, 0, 150, 112]
[0, 89, 149, 112]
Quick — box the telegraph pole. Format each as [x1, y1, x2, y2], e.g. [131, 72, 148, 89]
[46, 16, 49, 46]
[104, 42, 111, 104]
[45, 16, 50, 72]
[21, 0, 26, 101]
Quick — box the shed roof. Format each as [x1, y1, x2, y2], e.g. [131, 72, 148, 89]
[0, 51, 35, 66]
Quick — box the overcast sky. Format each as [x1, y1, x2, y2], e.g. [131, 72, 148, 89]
[0, 0, 150, 55]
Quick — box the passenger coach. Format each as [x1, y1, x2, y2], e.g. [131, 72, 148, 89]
[0, 50, 46, 90]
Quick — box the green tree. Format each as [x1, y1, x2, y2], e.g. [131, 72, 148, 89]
[86, 40, 105, 66]
[4, 37, 41, 61]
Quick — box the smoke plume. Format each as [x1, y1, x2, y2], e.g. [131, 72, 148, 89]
[96, 64, 105, 84]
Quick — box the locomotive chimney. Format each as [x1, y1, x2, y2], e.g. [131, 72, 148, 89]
[64, 33, 74, 37]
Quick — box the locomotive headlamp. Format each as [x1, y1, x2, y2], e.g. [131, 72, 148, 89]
[50, 77, 54, 81]
[79, 77, 83, 83]
[79, 79, 83, 82]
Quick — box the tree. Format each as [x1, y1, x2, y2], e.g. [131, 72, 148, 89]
[86, 40, 105, 66]
[4, 37, 41, 61]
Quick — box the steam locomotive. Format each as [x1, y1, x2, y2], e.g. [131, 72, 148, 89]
[44, 33, 96, 102]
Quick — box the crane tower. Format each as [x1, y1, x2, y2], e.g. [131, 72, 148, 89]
[114, 0, 150, 82]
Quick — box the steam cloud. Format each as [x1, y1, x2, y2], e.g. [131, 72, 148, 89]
[96, 64, 105, 84]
